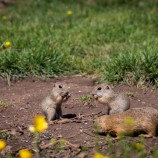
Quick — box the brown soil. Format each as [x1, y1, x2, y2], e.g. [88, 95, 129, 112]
[0, 76, 158, 157]
[0, 0, 15, 11]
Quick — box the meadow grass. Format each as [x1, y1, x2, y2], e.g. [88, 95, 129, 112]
[0, 100, 9, 110]
[0, 0, 158, 85]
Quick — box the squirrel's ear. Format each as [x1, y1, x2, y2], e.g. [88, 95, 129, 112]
[106, 86, 110, 90]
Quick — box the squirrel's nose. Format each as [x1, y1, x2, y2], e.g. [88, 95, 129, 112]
[65, 92, 71, 97]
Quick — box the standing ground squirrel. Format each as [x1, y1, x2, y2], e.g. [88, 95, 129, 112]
[94, 107, 158, 139]
[41, 83, 70, 122]
[92, 83, 130, 114]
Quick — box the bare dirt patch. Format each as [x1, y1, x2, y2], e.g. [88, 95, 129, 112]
[0, 76, 158, 157]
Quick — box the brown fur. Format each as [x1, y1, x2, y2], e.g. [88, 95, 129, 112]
[95, 107, 158, 139]
[92, 83, 130, 114]
[41, 83, 70, 122]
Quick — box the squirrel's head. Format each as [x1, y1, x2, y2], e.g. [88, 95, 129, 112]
[91, 83, 114, 103]
[51, 83, 70, 103]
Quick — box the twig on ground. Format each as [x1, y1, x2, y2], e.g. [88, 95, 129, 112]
[82, 111, 102, 117]
[65, 140, 80, 149]
[49, 118, 81, 125]
[40, 139, 81, 151]
[65, 134, 76, 139]
[82, 131, 95, 138]
[0, 127, 24, 135]
[49, 111, 102, 125]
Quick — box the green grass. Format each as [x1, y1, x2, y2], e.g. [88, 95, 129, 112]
[0, 100, 9, 110]
[103, 42, 158, 85]
[0, 0, 158, 85]
[80, 95, 93, 102]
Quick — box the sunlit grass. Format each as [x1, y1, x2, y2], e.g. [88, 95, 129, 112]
[0, 0, 158, 85]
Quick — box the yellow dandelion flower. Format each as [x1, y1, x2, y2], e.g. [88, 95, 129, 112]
[0, 140, 6, 151]
[19, 149, 33, 158]
[124, 116, 134, 126]
[2, 16, 7, 20]
[28, 125, 36, 133]
[33, 115, 48, 132]
[5, 41, 11, 47]
[67, 10, 73, 16]
[93, 152, 109, 158]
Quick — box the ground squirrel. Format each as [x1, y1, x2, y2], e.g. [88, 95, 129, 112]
[92, 83, 130, 114]
[41, 83, 70, 122]
[94, 107, 158, 139]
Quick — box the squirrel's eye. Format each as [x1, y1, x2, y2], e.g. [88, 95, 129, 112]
[97, 87, 102, 90]
[59, 85, 62, 88]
